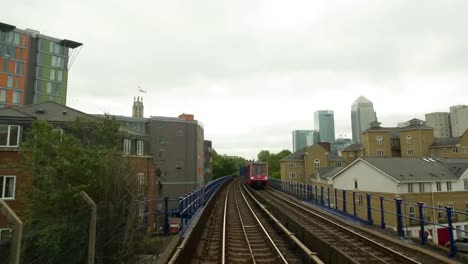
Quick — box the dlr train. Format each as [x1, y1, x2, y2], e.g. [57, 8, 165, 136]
[240, 162, 269, 189]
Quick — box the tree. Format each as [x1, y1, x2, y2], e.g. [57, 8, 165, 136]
[256, 149, 291, 179]
[20, 118, 141, 263]
[211, 150, 247, 179]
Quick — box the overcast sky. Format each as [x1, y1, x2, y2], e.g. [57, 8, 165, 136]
[5, 0, 468, 159]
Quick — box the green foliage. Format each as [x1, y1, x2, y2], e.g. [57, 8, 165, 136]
[257, 149, 292, 179]
[212, 149, 248, 179]
[20, 118, 141, 263]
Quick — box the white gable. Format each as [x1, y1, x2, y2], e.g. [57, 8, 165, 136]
[332, 160, 399, 193]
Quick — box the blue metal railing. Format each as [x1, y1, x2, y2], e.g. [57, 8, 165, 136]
[269, 178, 468, 258]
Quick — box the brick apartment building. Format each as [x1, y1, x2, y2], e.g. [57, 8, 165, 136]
[0, 101, 158, 233]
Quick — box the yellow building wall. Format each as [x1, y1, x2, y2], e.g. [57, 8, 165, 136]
[362, 131, 392, 157]
[431, 131, 468, 158]
[280, 161, 306, 183]
[400, 129, 434, 158]
[304, 144, 329, 181]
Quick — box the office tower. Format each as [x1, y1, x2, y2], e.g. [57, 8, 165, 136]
[0, 22, 81, 107]
[425, 112, 451, 138]
[292, 130, 315, 152]
[450, 105, 468, 137]
[314, 110, 335, 143]
[351, 96, 377, 143]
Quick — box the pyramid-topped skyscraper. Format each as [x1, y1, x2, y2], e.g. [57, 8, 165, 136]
[351, 96, 377, 143]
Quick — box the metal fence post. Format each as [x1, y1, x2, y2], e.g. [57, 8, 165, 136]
[179, 197, 184, 230]
[315, 185, 318, 204]
[446, 206, 457, 258]
[327, 187, 331, 207]
[366, 194, 373, 225]
[395, 198, 404, 237]
[417, 202, 425, 245]
[380, 196, 386, 229]
[1, 200, 23, 264]
[334, 188, 338, 210]
[352, 192, 357, 217]
[164, 197, 169, 236]
[320, 186, 324, 205]
[80, 191, 96, 264]
[342, 190, 347, 214]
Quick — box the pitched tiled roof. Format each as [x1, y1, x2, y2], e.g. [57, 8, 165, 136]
[328, 152, 346, 161]
[281, 147, 306, 161]
[432, 137, 459, 147]
[317, 167, 344, 180]
[342, 144, 363, 151]
[360, 157, 463, 182]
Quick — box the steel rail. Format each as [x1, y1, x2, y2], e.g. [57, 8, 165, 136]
[221, 183, 232, 264]
[267, 187, 422, 264]
[234, 187, 258, 263]
[238, 182, 288, 264]
[242, 183, 324, 264]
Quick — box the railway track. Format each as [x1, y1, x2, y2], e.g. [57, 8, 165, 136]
[255, 187, 457, 264]
[186, 178, 322, 263]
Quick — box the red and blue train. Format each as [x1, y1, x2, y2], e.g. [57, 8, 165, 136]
[241, 162, 269, 189]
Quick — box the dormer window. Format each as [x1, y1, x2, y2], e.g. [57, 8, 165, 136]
[376, 136, 383, 145]
[314, 159, 320, 168]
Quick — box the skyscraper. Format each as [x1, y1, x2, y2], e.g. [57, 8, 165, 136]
[292, 130, 318, 152]
[450, 105, 468, 137]
[0, 22, 81, 107]
[425, 112, 451, 138]
[314, 110, 335, 143]
[351, 96, 377, 143]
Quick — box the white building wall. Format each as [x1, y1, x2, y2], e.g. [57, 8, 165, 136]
[332, 161, 398, 193]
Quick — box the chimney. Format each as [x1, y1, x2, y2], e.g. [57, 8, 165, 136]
[178, 113, 194, 121]
[132, 96, 144, 118]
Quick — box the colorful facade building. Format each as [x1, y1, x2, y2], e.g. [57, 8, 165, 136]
[0, 22, 81, 107]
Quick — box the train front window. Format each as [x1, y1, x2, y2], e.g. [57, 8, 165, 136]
[252, 164, 266, 175]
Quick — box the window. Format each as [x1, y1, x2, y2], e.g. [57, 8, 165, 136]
[158, 136, 168, 145]
[123, 139, 131, 154]
[7, 75, 13, 88]
[136, 140, 143, 155]
[176, 161, 183, 169]
[376, 149, 384, 156]
[176, 129, 183, 137]
[50, 69, 55, 80]
[436, 182, 442, 192]
[453, 148, 458, 153]
[407, 149, 414, 156]
[446, 182, 452, 191]
[0, 228, 11, 240]
[462, 146, 468, 153]
[464, 179, 468, 190]
[49, 42, 54, 53]
[15, 62, 23, 75]
[406, 135, 412, 145]
[158, 148, 165, 159]
[408, 183, 413, 193]
[376, 136, 383, 145]
[54, 83, 60, 95]
[0, 176, 15, 199]
[11, 91, 20, 104]
[314, 159, 320, 168]
[0, 90, 5, 102]
[0, 125, 20, 147]
[438, 203, 445, 220]
[288, 172, 296, 179]
[46, 82, 52, 94]
[336, 161, 343, 166]
[354, 179, 358, 189]
[299, 173, 303, 178]
[443, 148, 448, 154]
[137, 173, 145, 195]
[419, 183, 425, 192]
[58, 70, 63, 81]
